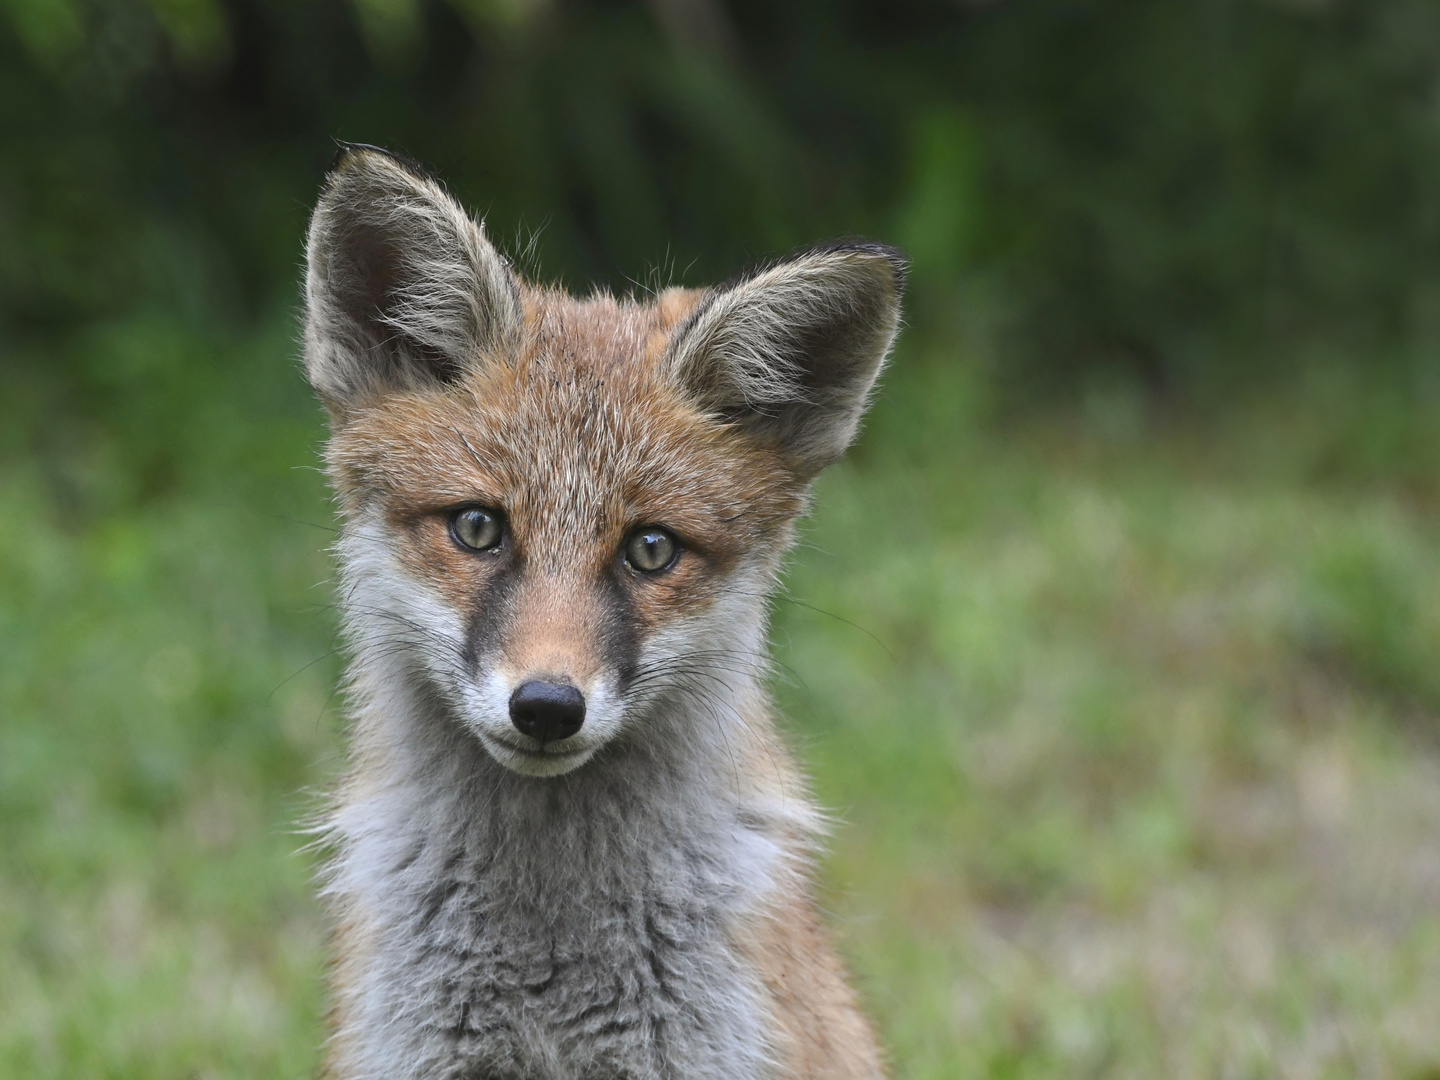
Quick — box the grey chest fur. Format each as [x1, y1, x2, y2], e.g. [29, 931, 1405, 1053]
[335, 752, 781, 1080]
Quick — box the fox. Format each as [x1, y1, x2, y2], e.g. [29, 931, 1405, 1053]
[301, 143, 905, 1080]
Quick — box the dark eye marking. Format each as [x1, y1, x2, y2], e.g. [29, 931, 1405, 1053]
[623, 527, 680, 575]
[448, 505, 505, 552]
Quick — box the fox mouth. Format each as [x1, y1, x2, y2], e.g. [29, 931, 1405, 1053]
[487, 731, 585, 756]
[513, 739, 583, 758]
[475, 730, 599, 777]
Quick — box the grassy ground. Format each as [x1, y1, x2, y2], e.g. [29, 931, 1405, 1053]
[2, 312, 1438, 1079]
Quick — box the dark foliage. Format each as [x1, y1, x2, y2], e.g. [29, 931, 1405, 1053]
[3, 0, 1438, 395]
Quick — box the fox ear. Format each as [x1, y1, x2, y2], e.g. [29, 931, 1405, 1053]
[303, 144, 523, 415]
[665, 242, 906, 478]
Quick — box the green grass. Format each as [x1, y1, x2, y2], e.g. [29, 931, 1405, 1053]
[3, 314, 1439, 1078]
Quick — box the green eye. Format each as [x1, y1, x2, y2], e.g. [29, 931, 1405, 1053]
[624, 527, 679, 573]
[450, 506, 504, 552]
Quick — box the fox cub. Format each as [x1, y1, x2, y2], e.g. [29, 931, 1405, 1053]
[302, 144, 904, 1080]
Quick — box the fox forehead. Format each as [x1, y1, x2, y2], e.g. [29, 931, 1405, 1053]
[326, 285, 806, 573]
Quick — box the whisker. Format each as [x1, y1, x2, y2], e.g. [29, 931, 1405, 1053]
[269, 649, 341, 699]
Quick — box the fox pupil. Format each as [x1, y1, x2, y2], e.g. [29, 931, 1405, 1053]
[625, 528, 677, 573]
[450, 507, 503, 552]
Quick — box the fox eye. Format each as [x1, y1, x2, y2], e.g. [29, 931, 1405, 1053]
[449, 506, 504, 552]
[624, 527, 679, 574]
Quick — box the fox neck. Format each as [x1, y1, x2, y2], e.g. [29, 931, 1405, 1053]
[328, 605, 803, 906]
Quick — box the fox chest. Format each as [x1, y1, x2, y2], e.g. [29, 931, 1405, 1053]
[339, 838, 777, 1080]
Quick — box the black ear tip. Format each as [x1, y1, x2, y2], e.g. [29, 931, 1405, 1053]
[806, 238, 909, 295]
[327, 141, 439, 185]
[331, 140, 385, 172]
[871, 243, 910, 295]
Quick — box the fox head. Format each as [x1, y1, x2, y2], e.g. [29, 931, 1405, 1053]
[304, 145, 904, 778]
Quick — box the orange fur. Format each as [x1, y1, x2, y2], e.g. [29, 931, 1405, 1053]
[739, 893, 887, 1080]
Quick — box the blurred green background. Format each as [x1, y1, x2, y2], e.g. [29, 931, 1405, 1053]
[3, 1, 1440, 1077]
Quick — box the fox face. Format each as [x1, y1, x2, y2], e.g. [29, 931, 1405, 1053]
[306, 146, 903, 778]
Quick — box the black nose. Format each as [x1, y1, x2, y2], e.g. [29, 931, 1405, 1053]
[509, 680, 586, 744]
